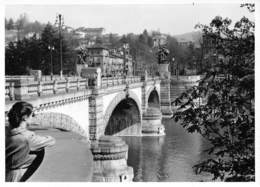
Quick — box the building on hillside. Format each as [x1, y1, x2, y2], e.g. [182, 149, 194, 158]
[177, 38, 194, 47]
[5, 29, 18, 45]
[25, 32, 41, 39]
[153, 34, 167, 47]
[64, 26, 74, 33]
[74, 27, 105, 38]
[84, 28, 105, 37]
[74, 31, 86, 39]
[76, 44, 133, 77]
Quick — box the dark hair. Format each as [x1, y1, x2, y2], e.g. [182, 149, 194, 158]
[8, 101, 33, 129]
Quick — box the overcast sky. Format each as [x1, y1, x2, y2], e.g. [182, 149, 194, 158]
[5, 3, 255, 35]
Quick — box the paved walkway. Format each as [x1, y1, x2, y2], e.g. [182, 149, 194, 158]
[28, 129, 93, 182]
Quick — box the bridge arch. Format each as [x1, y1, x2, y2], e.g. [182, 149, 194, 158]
[31, 112, 88, 138]
[103, 91, 142, 135]
[147, 87, 160, 108]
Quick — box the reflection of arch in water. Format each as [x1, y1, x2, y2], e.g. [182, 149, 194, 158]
[103, 91, 141, 136]
[147, 88, 160, 108]
[31, 112, 88, 138]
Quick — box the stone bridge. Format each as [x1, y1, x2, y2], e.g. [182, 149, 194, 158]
[5, 68, 173, 141]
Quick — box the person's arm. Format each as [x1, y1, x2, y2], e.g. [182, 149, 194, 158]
[22, 130, 56, 151]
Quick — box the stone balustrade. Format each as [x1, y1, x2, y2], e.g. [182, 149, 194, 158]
[171, 75, 202, 83]
[101, 76, 159, 88]
[101, 76, 142, 88]
[5, 77, 89, 101]
[5, 75, 161, 103]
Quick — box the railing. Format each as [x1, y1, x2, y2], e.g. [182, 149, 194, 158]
[5, 77, 90, 101]
[6, 74, 161, 101]
[5, 75, 35, 82]
[40, 75, 81, 81]
[146, 76, 160, 82]
[101, 75, 161, 88]
[171, 75, 202, 82]
[101, 76, 142, 88]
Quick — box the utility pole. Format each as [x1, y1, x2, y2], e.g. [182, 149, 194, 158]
[56, 14, 64, 78]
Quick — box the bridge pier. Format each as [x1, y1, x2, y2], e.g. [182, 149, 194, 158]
[159, 63, 173, 118]
[141, 72, 148, 112]
[90, 136, 134, 182]
[142, 107, 165, 136]
[89, 90, 104, 141]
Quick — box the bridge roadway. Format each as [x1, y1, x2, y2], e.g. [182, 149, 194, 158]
[5, 75, 164, 140]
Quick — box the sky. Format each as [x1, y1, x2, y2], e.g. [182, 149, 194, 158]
[5, 3, 255, 36]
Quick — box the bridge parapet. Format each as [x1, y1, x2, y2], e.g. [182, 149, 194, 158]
[101, 76, 141, 88]
[146, 76, 160, 82]
[101, 76, 160, 89]
[5, 76, 90, 101]
[171, 75, 201, 83]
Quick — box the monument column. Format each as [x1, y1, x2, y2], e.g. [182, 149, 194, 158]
[159, 63, 173, 118]
[82, 67, 104, 141]
[155, 40, 173, 118]
[141, 70, 148, 112]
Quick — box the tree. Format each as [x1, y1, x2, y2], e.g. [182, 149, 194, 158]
[6, 23, 66, 75]
[173, 5, 254, 181]
[23, 21, 45, 34]
[6, 18, 14, 30]
[41, 23, 73, 75]
[15, 13, 29, 40]
[5, 18, 8, 29]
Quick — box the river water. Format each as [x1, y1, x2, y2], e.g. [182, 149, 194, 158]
[121, 119, 212, 182]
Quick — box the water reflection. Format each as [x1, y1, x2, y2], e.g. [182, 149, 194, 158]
[122, 119, 212, 182]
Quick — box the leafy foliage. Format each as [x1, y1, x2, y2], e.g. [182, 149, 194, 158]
[173, 6, 254, 181]
[5, 24, 75, 75]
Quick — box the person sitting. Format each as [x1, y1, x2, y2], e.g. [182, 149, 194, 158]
[6, 101, 55, 182]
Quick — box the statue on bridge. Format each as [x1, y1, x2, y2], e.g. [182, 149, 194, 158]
[157, 45, 170, 64]
[153, 35, 173, 117]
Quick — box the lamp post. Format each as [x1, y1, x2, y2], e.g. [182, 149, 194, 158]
[48, 45, 55, 80]
[171, 57, 175, 74]
[55, 14, 64, 78]
[192, 55, 196, 75]
[122, 43, 129, 78]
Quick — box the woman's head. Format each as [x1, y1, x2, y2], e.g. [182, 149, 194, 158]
[8, 102, 34, 129]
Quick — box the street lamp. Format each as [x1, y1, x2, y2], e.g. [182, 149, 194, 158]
[48, 45, 55, 80]
[55, 14, 64, 78]
[122, 43, 129, 77]
[192, 55, 196, 74]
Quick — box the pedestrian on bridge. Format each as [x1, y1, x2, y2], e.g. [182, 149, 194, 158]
[5, 101, 55, 182]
